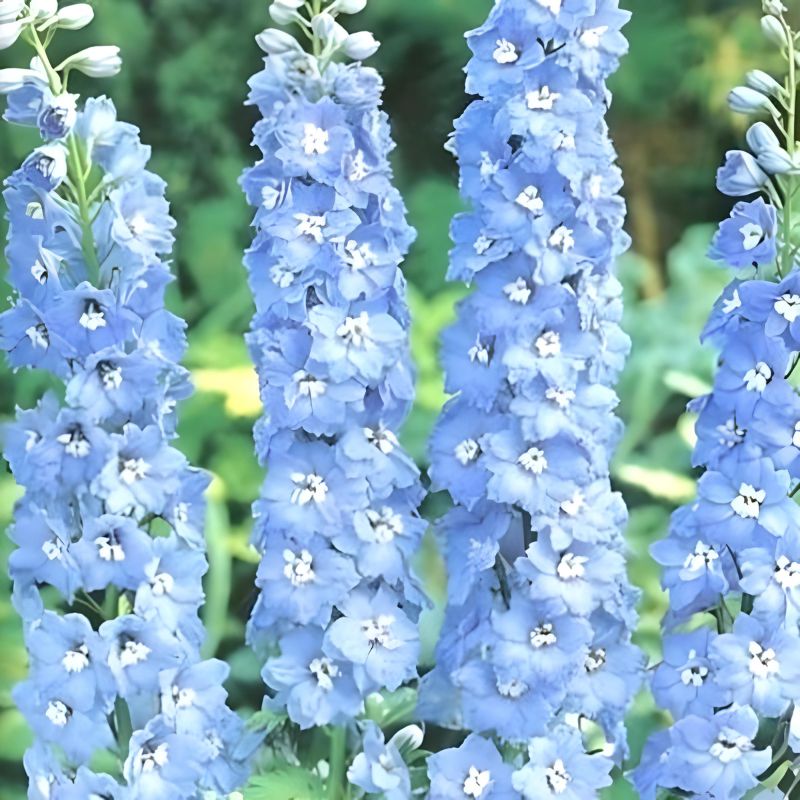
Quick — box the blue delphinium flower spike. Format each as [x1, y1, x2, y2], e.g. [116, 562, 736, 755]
[241, 0, 426, 734]
[637, 3, 800, 798]
[0, 3, 251, 796]
[419, 0, 642, 792]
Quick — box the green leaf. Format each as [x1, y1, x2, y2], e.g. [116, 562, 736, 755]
[244, 767, 324, 800]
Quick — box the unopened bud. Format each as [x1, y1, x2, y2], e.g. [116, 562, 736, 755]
[330, 0, 368, 13]
[761, 15, 788, 47]
[763, 0, 787, 15]
[0, 0, 24, 24]
[746, 69, 783, 98]
[0, 18, 22, 49]
[58, 45, 122, 78]
[255, 28, 301, 54]
[0, 67, 37, 93]
[728, 86, 774, 115]
[269, 0, 303, 25]
[53, 3, 94, 30]
[311, 12, 348, 46]
[343, 31, 379, 60]
[29, 0, 57, 21]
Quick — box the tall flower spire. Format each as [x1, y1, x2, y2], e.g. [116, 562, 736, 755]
[0, 3, 251, 796]
[241, 0, 427, 774]
[637, 3, 800, 798]
[419, 0, 642, 794]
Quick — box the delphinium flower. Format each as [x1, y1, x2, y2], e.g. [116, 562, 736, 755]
[240, 0, 426, 791]
[0, 3, 251, 796]
[636, 3, 800, 798]
[418, 0, 642, 794]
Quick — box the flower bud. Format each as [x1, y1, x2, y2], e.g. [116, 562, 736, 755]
[728, 86, 774, 115]
[0, 0, 24, 24]
[761, 15, 788, 47]
[763, 0, 787, 15]
[255, 27, 301, 54]
[0, 19, 22, 49]
[343, 31, 380, 60]
[269, 0, 303, 25]
[29, 0, 57, 21]
[311, 12, 348, 46]
[53, 3, 94, 30]
[746, 69, 783, 98]
[757, 145, 794, 174]
[746, 121, 781, 154]
[0, 67, 37, 93]
[716, 150, 769, 196]
[59, 46, 122, 78]
[330, 0, 368, 13]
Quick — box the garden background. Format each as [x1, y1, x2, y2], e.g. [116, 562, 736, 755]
[0, 0, 773, 796]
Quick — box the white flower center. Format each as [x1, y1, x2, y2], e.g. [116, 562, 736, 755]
[496, 677, 527, 699]
[454, 438, 481, 466]
[173, 687, 196, 708]
[560, 491, 584, 516]
[57, 428, 91, 458]
[585, 647, 606, 672]
[309, 656, 340, 691]
[26, 201, 44, 219]
[740, 222, 765, 251]
[479, 151, 500, 180]
[26, 323, 49, 349]
[62, 645, 89, 673]
[717, 418, 745, 448]
[557, 552, 588, 580]
[290, 472, 329, 505]
[516, 185, 544, 214]
[554, 130, 575, 151]
[366, 507, 404, 543]
[283, 549, 316, 586]
[344, 240, 376, 271]
[45, 701, 70, 728]
[362, 614, 395, 647]
[775, 555, 800, 589]
[294, 212, 327, 243]
[749, 640, 780, 678]
[127, 213, 153, 238]
[97, 533, 125, 562]
[775, 293, 800, 322]
[548, 225, 575, 252]
[42, 538, 65, 561]
[530, 623, 557, 648]
[587, 174, 603, 199]
[137, 743, 169, 772]
[527, 86, 560, 110]
[120, 640, 151, 668]
[151, 572, 174, 596]
[503, 277, 532, 304]
[463, 766, 492, 797]
[743, 361, 772, 392]
[535, 330, 561, 357]
[683, 540, 719, 572]
[348, 149, 369, 182]
[710, 730, 752, 763]
[337, 312, 371, 347]
[580, 26, 608, 48]
[680, 660, 708, 687]
[365, 426, 398, 455]
[79, 301, 106, 331]
[301, 123, 329, 156]
[271, 262, 299, 288]
[468, 336, 491, 365]
[545, 387, 576, 409]
[98, 361, 123, 391]
[294, 370, 327, 400]
[545, 759, 571, 794]
[474, 235, 494, 255]
[493, 38, 518, 64]
[120, 457, 149, 485]
[518, 446, 548, 474]
[723, 289, 742, 314]
[731, 483, 765, 519]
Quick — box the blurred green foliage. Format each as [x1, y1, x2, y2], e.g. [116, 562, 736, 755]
[0, 0, 776, 796]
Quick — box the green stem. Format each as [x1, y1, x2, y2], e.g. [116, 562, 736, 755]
[25, 27, 62, 94]
[66, 134, 102, 281]
[327, 726, 347, 800]
[781, 16, 797, 276]
[114, 697, 133, 763]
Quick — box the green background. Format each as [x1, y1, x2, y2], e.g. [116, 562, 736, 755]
[0, 0, 775, 796]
